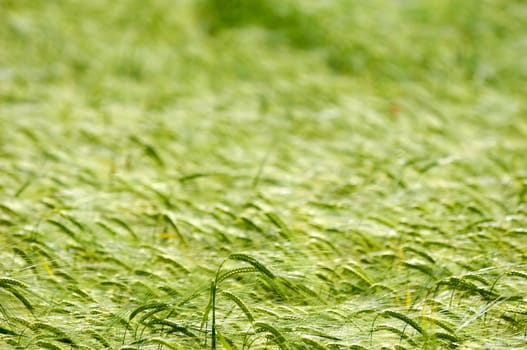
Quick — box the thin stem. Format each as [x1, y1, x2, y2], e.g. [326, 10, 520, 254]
[211, 280, 217, 350]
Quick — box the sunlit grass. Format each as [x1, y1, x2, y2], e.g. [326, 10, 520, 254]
[1, 0, 526, 349]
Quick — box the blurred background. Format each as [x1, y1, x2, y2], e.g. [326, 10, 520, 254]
[1, 0, 525, 111]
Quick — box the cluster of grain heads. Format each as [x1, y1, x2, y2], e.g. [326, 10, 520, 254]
[435, 276, 499, 302]
[0, 278, 34, 345]
[31, 322, 77, 348]
[371, 309, 460, 349]
[253, 322, 288, 349]
[203, 253, 287, 349]
[0, 277, 34, 319]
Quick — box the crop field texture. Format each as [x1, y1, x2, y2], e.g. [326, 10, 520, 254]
[1, 0, 527, 349]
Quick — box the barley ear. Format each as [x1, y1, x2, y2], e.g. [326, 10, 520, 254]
[0, 277, 29, 289]
[382, 310, 423, 334]
[129, 303, 169, 322]
[301, 337, 330, 350]
[228, 254, 275, 279]
[216, 267, 260, 284]
[1, 285, 34, 313]
[254, 322, 288, 349]
[220, 290, 254, 322]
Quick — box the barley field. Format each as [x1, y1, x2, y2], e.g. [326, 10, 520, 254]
[1, 1, 526, 349]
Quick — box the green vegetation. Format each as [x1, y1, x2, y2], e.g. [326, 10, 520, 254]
[1, 0, 526, 349]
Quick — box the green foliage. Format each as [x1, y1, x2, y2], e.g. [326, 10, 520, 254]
[1, 0, 526, 349]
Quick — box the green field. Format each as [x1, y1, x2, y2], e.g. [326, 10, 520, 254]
[1, 1, 526, 349]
